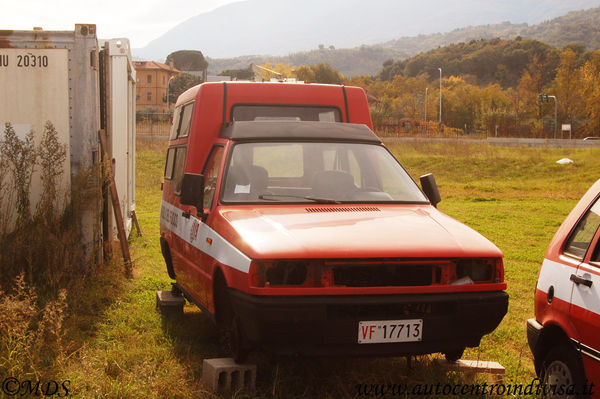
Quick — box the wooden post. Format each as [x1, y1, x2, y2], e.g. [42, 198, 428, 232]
[131, 209, 143, 236]
[99, 129, 133, 278]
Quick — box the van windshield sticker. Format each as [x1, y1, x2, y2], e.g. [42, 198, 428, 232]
[234, 184, 251, 194]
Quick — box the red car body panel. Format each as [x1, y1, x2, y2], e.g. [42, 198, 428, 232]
[528, 179, 600, 396]
[216, 205, 502, 261]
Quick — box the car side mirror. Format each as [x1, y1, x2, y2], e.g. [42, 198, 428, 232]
[420, 173, 441, 207]
[180, 173, 205, 217]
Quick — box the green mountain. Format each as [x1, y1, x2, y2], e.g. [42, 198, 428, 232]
[207, 7, 600, 77]
[379, 37, 570, 88]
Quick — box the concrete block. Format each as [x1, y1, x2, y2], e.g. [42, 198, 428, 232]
[156, 290, 185, 314]
[435, 358, 505, 382]
[461, 359, 503, 374]
[202, 358, 256, 392]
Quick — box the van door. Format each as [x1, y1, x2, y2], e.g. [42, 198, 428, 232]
[178, 145, 225, 308]
[565, 197, 600, 380]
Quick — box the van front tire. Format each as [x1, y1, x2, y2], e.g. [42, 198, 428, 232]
[444, 348, 465, 363]
[214, 272, 250, 363]
[542, 345, 588, 399]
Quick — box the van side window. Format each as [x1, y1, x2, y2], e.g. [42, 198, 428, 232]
[172, 147, 187, 195]
[178, 102, 194, 138]
[564, 198, 600, 259]
[169, 107, 181, 140]
[591, 239, 600, 265]
[202, 146, 224, 209]
[164, 147, 176, 179]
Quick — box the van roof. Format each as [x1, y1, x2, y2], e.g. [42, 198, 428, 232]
[219, 121, 381, 143]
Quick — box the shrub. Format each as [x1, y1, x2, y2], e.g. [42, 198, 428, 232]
[0, 121, 101, 377]
[0, 273, 67, 378]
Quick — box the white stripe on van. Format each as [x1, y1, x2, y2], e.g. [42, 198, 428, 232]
[536, 258, 576, 304]
[536, 257, 600, 317]
[160, 200, 252, 273]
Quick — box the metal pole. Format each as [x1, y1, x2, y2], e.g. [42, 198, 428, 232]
[549, 95, 557, 139]
[166, 75, 175, 111]
[424, 87, 428, 122]
[438, 68, 442, 132]
[252, 64, 283, 81]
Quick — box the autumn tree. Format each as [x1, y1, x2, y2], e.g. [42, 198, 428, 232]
[552, 49, 586, 134]
[479, 84, 513, 136]
[165, 50, 208, 71]
[256, 62, 295, 80]
[439, 77, 482, 132]
[168, 73, 203, 104]
[218, 65, 254, 80]
[295, 63, 344, 84]
[516, 70, 539, 121]
[579, 50, 600, 136]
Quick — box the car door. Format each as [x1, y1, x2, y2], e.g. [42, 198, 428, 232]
[178, 145, 225, 307]
[566, 196, 600, 382]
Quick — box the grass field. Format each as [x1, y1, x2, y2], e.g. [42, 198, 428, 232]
[55, 139, 600, 398]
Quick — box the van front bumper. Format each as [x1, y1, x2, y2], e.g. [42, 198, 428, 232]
[229, 290, 508, 357]
[526, 318, 543, 355]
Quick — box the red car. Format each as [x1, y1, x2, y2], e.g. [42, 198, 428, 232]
[160, 81, 508, 361]
[528, 179, 600, 397]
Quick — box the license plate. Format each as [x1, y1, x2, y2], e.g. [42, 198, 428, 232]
[357, 319, 423, 344]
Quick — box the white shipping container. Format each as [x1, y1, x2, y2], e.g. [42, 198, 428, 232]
[100, 38, 136, 240]
[0, 25, 136, 261]
[0, 47, 72, 211]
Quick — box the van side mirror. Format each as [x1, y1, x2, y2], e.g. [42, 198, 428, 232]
[420, 173, 441, 207]
[180, 173, 205, 216]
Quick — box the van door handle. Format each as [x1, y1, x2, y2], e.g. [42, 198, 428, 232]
[570, 274, 593, 288]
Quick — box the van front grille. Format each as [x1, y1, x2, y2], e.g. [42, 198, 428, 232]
[333, 264, 433, 287]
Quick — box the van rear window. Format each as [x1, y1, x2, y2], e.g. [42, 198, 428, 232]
[169, 102, 194, 140]
[232, 105, 341, 122]
[164, 148, 176, 179]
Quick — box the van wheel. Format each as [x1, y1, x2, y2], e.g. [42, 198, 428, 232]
[214, 276, 250, 363]
[231, 316, 249, 363]
[542, 345, 587, 399]
[444, 348, 464, 363]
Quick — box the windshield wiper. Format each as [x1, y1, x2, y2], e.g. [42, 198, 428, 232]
[258, 194, 341, 204]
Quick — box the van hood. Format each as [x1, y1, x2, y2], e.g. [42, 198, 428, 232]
[218, 205, 502, 260]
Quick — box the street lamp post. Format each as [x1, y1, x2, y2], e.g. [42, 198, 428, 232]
[438, 68, 442, 132]
[539, 93, 558, 139]
[166, 75, 175, 111]
[424, 87, 428, 122]
[548, 95, 557, 139]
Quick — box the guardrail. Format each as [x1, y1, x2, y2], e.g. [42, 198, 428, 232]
[382, 137, 600, 148]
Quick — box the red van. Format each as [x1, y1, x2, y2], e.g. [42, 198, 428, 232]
[160, 82, 508, 362]
[528, 179, 600, 397]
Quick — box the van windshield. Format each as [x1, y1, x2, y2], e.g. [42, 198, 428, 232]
[221, 142, 428, 204]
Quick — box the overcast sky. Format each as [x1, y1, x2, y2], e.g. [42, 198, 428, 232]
[0, 0, 244, 48]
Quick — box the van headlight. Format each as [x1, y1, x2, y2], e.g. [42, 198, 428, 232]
[456, 259, 493, 282]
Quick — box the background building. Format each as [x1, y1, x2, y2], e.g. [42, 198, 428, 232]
[134, 61, 180, 111]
